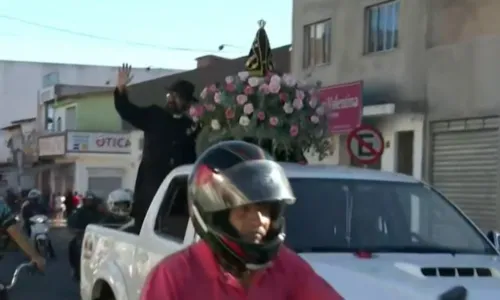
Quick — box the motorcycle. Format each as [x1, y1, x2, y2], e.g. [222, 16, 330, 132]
[29, 215, 51, 257]
[0, 262, 36, 300]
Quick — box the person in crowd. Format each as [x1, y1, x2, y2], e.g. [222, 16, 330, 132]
[67, 191, 104, 280]
[65, 190, 75, 217]
[21, 189, 56, 258]
[140, 141, 342, 299]
[114, 63, 199, 232]
[0, 196, 45, 271]
[67, 189, 133, 280]
[72, 191, 81, 209]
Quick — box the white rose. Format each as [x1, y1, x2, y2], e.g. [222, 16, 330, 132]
[283, 103, 294, 114]
[225, 76, 234, 84]
[239, 116, 250, 126]
[310, 115, 320, 123]
[282, 74, 296, 86]
[248, 77, 260, 87]
[308, 97, 318, 108]
[238, 71, 250, 81]
[200, 87, 208, 99]
[292, 98, 304, 110]
[214, 92, 221, 103]
[316, 105, 325, 115]
[211, 119, 221, 130]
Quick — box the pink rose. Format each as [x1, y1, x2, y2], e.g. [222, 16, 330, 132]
[243, 103, 254, 115]
[226, 83, 236, 92]
[236, 94, 248, 105]
[188, 106, 197, 117]
[244, 85, 254, 95]
[295, 89, 305, 100]
[289, 125, 299, 137]
[189, 105, 204, 117]
[208, 84, 217, 92]
[279, 93, 288, 103]
[268, 82, 281, 94]
[269, 116, 279, 126]
[259, 84, 270, 94]
[204, 103, 216, 112]
[225, 108, 235, 119]
[257, 111, 266, 120]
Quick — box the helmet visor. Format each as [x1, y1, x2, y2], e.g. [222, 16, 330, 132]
[193, 160, 296, 213]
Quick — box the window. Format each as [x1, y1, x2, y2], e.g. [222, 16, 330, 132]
[303, 19, 332, 68]
[155, 176, 189, 241]
[284, 178, 495, 255]
[44, 103, 54, 131]
[42, 72, 59, 88]
[65, 106, 77, 130]
[56, 117, 62, 131]
[365, 1, 400, 53]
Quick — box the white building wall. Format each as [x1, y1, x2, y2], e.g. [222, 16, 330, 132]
[71, 154, 134, 193]
[0, 60, 182, 162]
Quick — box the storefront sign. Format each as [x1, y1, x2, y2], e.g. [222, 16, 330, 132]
[38, 135, 65, 156]
[67, 131, 131, 153]
[320, 81, 363, 134]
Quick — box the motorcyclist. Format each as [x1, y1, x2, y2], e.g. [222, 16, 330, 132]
[67, 191, 104, 280]
[99, 188, 134, 225]
[21, 189, 48, 236]
[140, 141, 342, 299]
[21, 189, 56, 258]
[0, 197, 45, 271]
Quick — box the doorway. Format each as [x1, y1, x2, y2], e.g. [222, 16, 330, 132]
[396, 131, 414, 176]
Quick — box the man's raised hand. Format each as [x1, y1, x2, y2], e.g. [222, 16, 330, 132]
[117, 63, 133, 91]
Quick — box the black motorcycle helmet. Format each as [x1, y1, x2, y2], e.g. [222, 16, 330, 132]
[188, 140, 296, 273]
[82, 191, 100, 208]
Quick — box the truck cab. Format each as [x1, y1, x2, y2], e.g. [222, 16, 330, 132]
[80, 164, 500, 300]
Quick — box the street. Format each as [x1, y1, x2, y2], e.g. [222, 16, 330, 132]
[0, 225, 80, 299]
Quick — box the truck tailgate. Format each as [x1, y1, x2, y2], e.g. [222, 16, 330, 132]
[80, 224, 138, 300]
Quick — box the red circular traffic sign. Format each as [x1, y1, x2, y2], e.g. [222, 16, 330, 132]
[346, 125, 384, 165]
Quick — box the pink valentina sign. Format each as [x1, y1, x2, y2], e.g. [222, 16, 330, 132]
[319, 81, 363, 134]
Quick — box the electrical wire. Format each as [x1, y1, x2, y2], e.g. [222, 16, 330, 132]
[0, 14, 241, 54]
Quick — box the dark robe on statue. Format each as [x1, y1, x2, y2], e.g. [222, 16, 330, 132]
[114, 88, 198, 232]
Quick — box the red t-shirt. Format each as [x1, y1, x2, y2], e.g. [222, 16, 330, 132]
[140, 241, 343, 300]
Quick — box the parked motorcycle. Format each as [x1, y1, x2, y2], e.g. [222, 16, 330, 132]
[29, 215, 51, 257]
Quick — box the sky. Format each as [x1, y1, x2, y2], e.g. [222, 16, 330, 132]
[0, 0, 292, 70]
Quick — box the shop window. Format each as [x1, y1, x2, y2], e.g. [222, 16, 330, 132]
[154, 176, 189, 241]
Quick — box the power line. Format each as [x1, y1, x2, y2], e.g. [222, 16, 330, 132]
[0, 14, 241, 54]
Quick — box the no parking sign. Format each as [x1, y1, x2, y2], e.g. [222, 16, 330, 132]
[346, 125, 384, 165]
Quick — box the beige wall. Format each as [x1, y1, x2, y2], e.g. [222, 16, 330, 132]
[292, 0, 500, 118]
[292, 0, 427, 104]
[426, 0, 500, 120]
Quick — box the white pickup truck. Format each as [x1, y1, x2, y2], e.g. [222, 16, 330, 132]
[80, 163, 500, 300]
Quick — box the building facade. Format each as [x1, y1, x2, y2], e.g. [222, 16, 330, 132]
[292, 0, 500, 230]
[0, 118, 38, 191]
[0, 60, 181, 163]
[36, 90, 135, 198]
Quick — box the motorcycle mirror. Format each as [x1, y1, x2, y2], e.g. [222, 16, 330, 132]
[438, 286, 467, 300]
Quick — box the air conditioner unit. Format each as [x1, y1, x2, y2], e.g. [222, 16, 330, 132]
[38, 86, 56, 104]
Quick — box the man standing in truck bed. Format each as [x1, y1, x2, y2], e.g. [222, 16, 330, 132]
[114, 64, 198, 232]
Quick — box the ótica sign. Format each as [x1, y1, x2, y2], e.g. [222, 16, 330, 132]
[346, 125, 384, 165]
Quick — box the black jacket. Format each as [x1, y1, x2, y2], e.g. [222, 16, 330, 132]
[114, 88, 198, 218]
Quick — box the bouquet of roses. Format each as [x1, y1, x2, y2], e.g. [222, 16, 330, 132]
[189, 71, 334, 160]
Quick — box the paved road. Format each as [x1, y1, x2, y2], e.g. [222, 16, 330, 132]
[0, 225, 80, 299]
